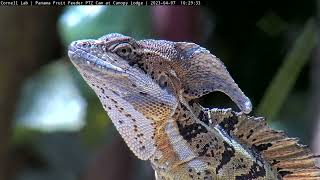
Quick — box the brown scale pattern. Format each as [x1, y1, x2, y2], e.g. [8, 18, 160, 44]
[153, 103, 278, 180]
[212, 109, 320, 180]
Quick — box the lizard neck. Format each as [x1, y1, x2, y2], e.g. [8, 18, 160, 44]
[149, 102, 209, 175]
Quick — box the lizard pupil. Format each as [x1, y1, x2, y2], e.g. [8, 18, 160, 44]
[114, 44, 133, 57]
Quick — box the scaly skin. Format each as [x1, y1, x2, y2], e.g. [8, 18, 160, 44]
[68, 33, 320, 180]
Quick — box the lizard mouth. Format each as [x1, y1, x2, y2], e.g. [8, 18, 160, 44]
[68, 41, 125, 74]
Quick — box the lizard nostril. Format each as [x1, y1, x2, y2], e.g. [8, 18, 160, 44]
[77, 41, 92, 48]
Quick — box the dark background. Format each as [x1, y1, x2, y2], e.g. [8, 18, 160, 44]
[0, 2, 319, 179]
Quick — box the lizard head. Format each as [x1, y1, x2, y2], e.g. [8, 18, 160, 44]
[68, 33, 179, 160]
[68, 33, 178, 120]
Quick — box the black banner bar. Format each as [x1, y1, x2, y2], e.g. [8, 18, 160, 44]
[0, 0, 208, 6]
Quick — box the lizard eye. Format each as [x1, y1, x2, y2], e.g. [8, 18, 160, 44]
[114, 43, 133, 57]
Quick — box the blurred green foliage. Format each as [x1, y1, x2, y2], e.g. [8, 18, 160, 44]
[257, 12, 289, 37]
[257, 18, 317, 120]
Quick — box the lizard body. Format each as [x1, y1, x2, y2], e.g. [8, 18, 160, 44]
[68, 33, 320, 179]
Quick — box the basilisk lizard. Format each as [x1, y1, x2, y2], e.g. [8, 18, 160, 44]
[68, 33, 320, 179]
